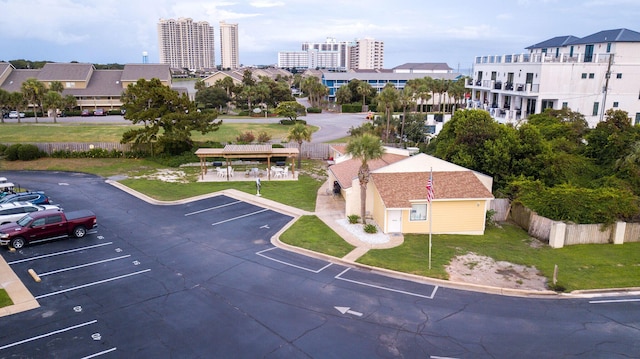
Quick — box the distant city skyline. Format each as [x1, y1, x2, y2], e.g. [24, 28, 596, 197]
[2, 0, 640, 72]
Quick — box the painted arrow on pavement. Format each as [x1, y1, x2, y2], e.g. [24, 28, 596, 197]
[335, 306, 363, 317]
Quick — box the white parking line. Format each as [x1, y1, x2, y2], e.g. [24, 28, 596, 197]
[256, 247, 333, 273]
[589, 298, 640, 304]
[184, 200, 242, 216]
[7, 242, 113, 265]
[211, 209, 268, 226]
[335, 268, 438, 299]
[38, 255, 131, 277]
[35, 269, 151, 299]
[81, 347, 117, 358]
[0, 320, 97, 350]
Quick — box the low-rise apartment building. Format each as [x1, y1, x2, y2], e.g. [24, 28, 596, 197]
[467, 28, 640, 127]
[0, 62, 172, 111]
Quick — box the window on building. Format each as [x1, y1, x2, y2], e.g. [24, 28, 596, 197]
[636, 113, 640, 125]
[616, 73, 622, 79]
[613, 102, 619, 108]
[592, 102, 599, 116]
[588, 73, 595, 79]
[606, 42, 611, 53]
[581, 73, 587, 79]
[562, 102, 568, 109]
[410, 204, 427, 221]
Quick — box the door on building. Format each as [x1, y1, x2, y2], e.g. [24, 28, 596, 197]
[526, 98, 537, 115]
[387, 210, 402, 233]
[584, 44, 594, 62]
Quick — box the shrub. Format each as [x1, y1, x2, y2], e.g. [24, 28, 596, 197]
[341, 104, 362, 113]
[348, 214, 360, 224]
[256, 131, 271, 143]
[485, 209, 497, 227]
[4, 144, 22, 161]
[0, 144, 7, 155]
[279, 119, 307, 125]
[151, 151, 199, 167]
[363, 224, 377, 234]
[17, 144, 42, 161]
[306, 107, 322, 113]
[236, 131, 255, 143]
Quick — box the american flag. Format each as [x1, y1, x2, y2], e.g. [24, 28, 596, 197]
[426, 174, 434, 203]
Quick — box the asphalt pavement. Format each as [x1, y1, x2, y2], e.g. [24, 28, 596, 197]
[0, 171, 639, 358]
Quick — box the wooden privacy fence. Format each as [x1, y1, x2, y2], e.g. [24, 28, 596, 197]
[508, 202, 640, 248]
[6, 142, 133, 154]
[5, 142, 332, 158]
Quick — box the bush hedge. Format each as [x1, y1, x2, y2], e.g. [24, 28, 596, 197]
[17, 144, 43, 161]
[341, 104, 362, 113]
[4, 144, 22, 161]
[279, 119, 307, 125]
[510, 179, 639, 224]
[306, 107, 322, 113]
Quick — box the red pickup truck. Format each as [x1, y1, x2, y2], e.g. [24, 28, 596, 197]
[0, 209, 97, 249]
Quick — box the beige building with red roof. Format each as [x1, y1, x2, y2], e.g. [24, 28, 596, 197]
[329, 151, 494, 235]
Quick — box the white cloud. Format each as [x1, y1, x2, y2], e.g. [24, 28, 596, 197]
[250, 1, 285, 8]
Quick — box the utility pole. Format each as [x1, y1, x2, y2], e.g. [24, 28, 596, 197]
[600, 54, 614, 122]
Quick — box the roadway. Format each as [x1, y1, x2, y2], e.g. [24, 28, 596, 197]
[0, 171, 638, 358]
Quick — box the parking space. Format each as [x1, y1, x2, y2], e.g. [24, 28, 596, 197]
[255, 246, 438, 300]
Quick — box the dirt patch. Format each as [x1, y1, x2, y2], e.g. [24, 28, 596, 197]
[446, 252, 548, 291]
[134, 169, 189, 183]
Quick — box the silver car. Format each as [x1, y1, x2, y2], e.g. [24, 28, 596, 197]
[0, 202, 61, 225]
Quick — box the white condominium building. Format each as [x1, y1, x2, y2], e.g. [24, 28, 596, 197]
[277, 37, 384, 71]
[157, 18, 215, 70]
[220, 21, 240, 69]
[467, 28, 640, 127]
[350, 37, 384, 70]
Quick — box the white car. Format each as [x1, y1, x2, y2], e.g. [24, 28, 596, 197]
[0, 202, 61, 225]
[8, 111, 25, 118]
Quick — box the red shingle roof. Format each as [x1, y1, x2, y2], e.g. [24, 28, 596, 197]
[329, 153, 407, 189]
[371, 171, 494, 208]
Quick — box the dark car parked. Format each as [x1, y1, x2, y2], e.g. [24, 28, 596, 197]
[81, 109, 91, 116]
[0, 191, 50, 205]
[93, 108, 106, 116]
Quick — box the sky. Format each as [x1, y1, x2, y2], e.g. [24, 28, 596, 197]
[2, 0, 640, 73]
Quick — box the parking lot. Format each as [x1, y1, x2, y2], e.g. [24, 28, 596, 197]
[0, 171, 446, 357]
[2, 171, 637, 358]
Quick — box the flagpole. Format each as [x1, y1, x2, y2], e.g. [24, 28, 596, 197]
[428, 167, 433, 270]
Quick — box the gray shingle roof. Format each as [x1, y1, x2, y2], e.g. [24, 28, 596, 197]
[0, 69, 41, 93]
[567, 28, 640, 45]
[525, 35, 580, 50]
[392, 63, 453, 71]
[63, 70, 124, 97]
[38, 63, 94, 81]
[121, 64, 171, 82]
[321, 71, 461, 81]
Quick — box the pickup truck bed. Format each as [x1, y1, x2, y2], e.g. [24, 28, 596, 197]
[0, 208, 97, 249]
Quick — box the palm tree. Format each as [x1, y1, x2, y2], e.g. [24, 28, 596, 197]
[356, 81, 371, 112]
[398, 88, 416, 141]
[346, 133, 385, 224]
[376, 83, 400, 142]
[286, 122, 312, 169]
[8, 92, 27, 124]
[21, 78, 45, 122]
[43, 91, 63, 123]
[49, 80, 64, 93]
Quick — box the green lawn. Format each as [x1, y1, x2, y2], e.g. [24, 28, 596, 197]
[357, 223, 640, 292]
[120, 172, 323, 212]
[279, 215, 355, 257]
[0, 122, 317, 144]
[0, 289, 12, 307]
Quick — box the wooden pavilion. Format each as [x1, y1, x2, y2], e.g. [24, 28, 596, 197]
[194, 144, 300, 181]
